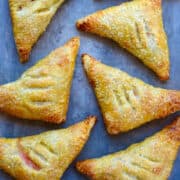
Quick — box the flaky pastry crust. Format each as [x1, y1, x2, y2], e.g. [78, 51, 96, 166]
[77, 0, 169, 80]
[76, 117, 180, 180]
[0, 37, 80, 123]
[0, 116, 96, 180]
[82, 54, 180, 134]
[9, 0, 65, 62]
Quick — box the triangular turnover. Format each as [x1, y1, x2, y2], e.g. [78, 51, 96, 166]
[77, 117, 180, 180]
[0, 116, 96, 180]
[77, 0, 169, 80]
[82, 54, 180, 134]
[9, 0, 65, 62]
[0, 37, 80, 123]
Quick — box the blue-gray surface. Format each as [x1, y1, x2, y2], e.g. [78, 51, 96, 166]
[0, 0, 180, 179]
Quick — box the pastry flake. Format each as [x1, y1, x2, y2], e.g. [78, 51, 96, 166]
[0, 37, 80, 123]
[0, 116, 96, 180]
[9, 0, 65, 62]
[76, 117, 180, 180]
[77, 0, 169, 80]
[82, 54, 180, 134]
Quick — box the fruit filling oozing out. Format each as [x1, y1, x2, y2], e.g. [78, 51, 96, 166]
[18, 141, 41, 170]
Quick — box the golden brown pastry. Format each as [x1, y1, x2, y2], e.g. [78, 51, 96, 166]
[0, 37, 80, 123]
[82, 54, 180, 134]
[76, 117, 180, 180]
[0, 116, 96, 180]
[77, 0, 169, 80]
[9, 0, 65, 63]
